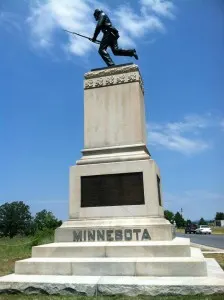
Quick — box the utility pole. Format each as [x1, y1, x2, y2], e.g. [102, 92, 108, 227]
[181, 208, 183, 216]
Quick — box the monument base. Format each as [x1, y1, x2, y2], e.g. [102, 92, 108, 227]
[0, 259, 223, 296]
[1, 220, 222, 295]
[0, 237, 208, 276]
[13, 242, 206, 277]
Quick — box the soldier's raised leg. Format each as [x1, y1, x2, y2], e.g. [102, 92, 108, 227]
[111, 39, 138, 60]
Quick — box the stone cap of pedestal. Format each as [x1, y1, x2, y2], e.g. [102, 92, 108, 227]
[60, 217, 171, 228]
[84, 63, 144, 94]
[76, 143, 150, 165]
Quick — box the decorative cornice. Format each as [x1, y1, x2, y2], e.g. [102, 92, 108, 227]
[84, 64, 144, 94]
[85, 64, 139, 79]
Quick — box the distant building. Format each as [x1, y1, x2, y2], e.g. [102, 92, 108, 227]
[214, 220, 224, 227]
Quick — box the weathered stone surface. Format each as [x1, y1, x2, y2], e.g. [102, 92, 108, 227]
[32, 238, 191, 258]
[0, 275, 98, 296]
[14, 248, 207, 277]
[83, 65, 145, 150]
[0, 260, 223, 296]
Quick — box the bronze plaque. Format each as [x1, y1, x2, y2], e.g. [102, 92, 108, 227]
[81, 172, 144, 207]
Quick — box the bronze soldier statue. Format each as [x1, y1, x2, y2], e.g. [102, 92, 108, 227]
[92, 9, 139, 67]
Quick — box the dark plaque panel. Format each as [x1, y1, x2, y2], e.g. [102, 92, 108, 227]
[157, 175, 162, 206]
[81, 172, 144, 207]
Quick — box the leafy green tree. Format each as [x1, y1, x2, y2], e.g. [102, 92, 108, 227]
[0, 201, 32, 238]
[33, 209, 62, 231]
[215, 212, 224, 220]
[174, 212, 186, 228]
[186, 219, 192, 225]
[164, 210, 174, 223]
[199, 217, 207, 225]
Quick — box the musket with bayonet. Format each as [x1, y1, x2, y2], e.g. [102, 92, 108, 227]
[63, 29, 101, 44]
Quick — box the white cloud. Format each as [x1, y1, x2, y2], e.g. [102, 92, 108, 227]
[148, 131, 209, 154]
[140, 0, 176, 19]
[27, 0, 176, 57]
[114, 5, 165, 38]
[148, 113, 223, 155]
[27, 0, 99, 56]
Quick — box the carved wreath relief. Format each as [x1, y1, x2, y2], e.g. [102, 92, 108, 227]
[116, 74, 126, 84]
[127, 73, 137, 82]
[85, 79, 94, 89]
[84, 71, 144, 94]
[105, 75, 114, 85]
[95, 78, 103, 87]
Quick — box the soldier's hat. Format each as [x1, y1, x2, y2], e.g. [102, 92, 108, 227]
[93, 9, 102, 18]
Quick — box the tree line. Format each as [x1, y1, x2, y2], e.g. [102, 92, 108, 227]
[164, 210, 224, 228]
[0, 201, 223, 237]
[0, 201, 62, 238]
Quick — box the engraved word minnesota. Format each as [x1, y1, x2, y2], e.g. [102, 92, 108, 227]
[73, 228, 151, 242]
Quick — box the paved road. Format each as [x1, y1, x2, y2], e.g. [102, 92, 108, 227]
[176, 233, 224, 249]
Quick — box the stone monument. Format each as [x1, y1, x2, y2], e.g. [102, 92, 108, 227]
[0, 64, 223, 296]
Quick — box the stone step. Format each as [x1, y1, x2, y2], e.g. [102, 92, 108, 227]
[32, 238, 191, 258]
[1, 259, 224, 297]
[16, 248, 207, 277]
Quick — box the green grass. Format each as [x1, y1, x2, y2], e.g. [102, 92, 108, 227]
[0, 236, 33, 276]
[211, 227, 224, 235]
[0, 234, 223, 299]
[176, 228, 184, 233]
[0, 231, 54, 276]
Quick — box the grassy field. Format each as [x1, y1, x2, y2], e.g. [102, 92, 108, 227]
[0, 231, 54, 276]
[0, 233, 223, 299]
[211, 227, 224, 235]
[0, 236, 34, 276]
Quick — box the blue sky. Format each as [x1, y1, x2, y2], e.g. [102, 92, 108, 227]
[0, 0, 223, 221]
